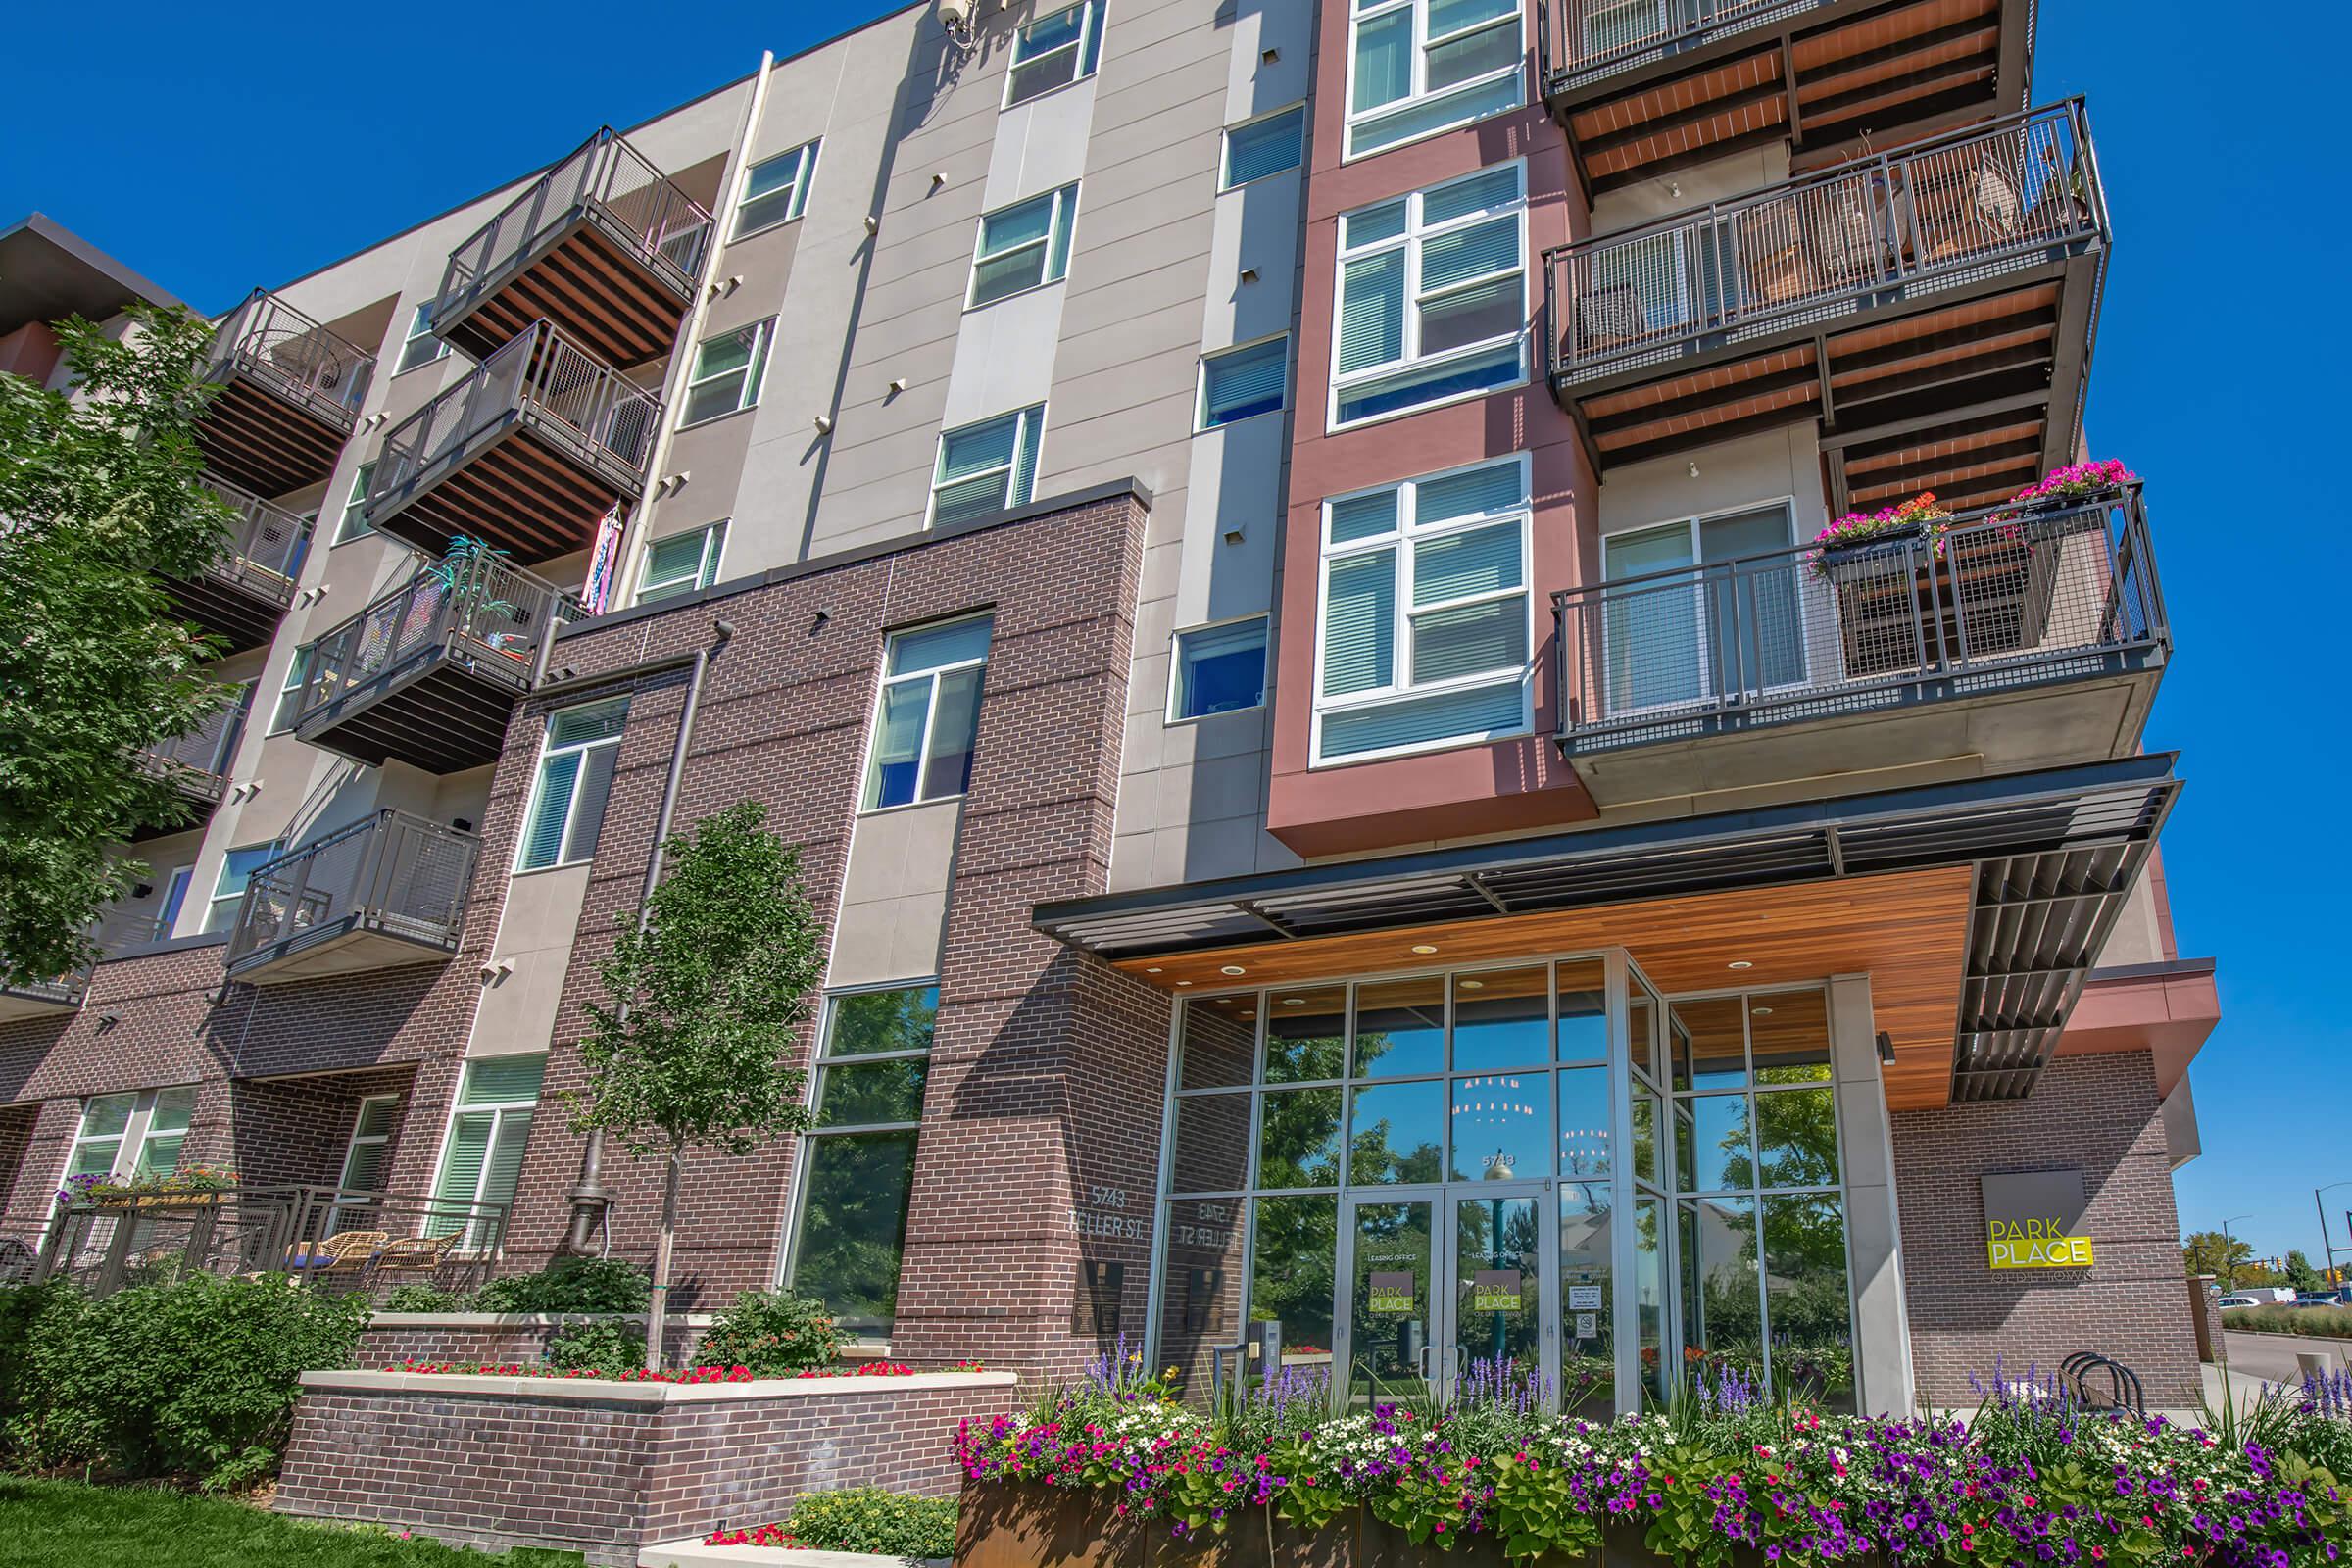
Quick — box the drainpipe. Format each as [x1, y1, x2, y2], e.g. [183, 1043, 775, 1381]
[563, 616, 735, 1255]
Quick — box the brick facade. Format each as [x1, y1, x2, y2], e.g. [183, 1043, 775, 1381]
[1890, 1050, 2202, 1405]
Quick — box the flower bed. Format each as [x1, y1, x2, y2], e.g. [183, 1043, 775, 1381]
[955, 1352, 2352, 1567]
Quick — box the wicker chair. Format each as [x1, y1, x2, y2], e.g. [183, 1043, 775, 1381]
[287, 1229, 388, 1279]
[372, 1230, 464, 1282]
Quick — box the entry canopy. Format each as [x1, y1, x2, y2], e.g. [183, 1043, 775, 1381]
[1035, 754, 2182, 1109]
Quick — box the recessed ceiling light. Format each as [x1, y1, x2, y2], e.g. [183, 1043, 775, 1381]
[1411, 944, 1439, 955]
[1145, 966, 1162, 974]
[1241, 1010, 1256, 1019]
[1219, 964, 1247, 976]
[1177, 980, 1194, 987]
[1751, 1005, 1774, 1016]
[1728, 960, 1753, 970]
[1282, 998, 1305, 1006]
[1459, 979, 1485, 990]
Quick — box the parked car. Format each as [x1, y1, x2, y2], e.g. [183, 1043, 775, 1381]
[2218, 1296, 2259, 1309]
[2296, 1292, 2351, 1307]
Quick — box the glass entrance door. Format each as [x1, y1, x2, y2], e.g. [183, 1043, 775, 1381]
[1447, 1183, 1551, 1398]
[1344, 1193, 1440, 1404]
[1343, 1185, 1560, 1405]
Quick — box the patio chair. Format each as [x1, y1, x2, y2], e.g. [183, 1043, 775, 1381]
[0, 1238, 34, 1285]
[371, 1230, 465, 1283]
[287, 1229, 388, 1280]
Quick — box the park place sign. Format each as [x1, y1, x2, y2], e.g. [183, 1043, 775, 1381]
[1982, 1169, 2095, 1269]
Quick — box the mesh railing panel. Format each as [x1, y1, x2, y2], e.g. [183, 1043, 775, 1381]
[138, 686, 251, 784]
[1543, 0, 1795, 76]
[294, 550, 574, 729]
[372, 325, 538, 502]
[207, 289, 375, 416]
[201, 477, 313, 595]
[526, 329, 662, 471]
[224, 810, 480, 967]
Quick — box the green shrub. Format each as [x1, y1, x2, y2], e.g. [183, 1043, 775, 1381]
[543, 1320, 646, 1373]
[694, 1290, 845, 1374]
[785, 1488, 957, 1558]
[471, 1256, 648, 1315]
[378, 1284, 468, 1313]
[2226, 1303, 2352, 1339]
[2, 1273, 368, 1491]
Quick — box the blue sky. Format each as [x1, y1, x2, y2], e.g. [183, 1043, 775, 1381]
[5, 4, 2343, 1258]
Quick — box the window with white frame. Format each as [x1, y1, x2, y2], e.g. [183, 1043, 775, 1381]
[1223, 105, 1306, 189]
[395, 303, 449, 374]
[863, 616, 992, 810]
[1314, 455, 1532, 762]
[636, 520, 728, 606]
[929, 406, 1043, 528]
[62, 1093, 136, 1186]
[428, 1055, 543, 1247]
[1199, 335, 1291, 429]
[1172, 616, 1268, 720]
[517, 698, 628, 871]
[203, 844, 280, 935]
[736, 140, 819, 237]
[968, 186, 1079, 307]
[783, 984, 938, 1326]
[337, 1095, 400, 1195]
[1004, 0, 1108, 106]
[61, 1087, 197, 1190]
[1347, 0, 1523, 158]
[1332, 163, 1526, 428]
[679, 318, 774, 426]
[271, 646, 314, 733]
[154, 866, 193, 941]
[334, 461, 375, 543]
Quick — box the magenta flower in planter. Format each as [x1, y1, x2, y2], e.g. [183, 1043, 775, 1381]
[1807, 492, 1951, 578]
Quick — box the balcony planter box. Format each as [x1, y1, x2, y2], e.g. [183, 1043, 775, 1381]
[89, 1190, 231, 1210]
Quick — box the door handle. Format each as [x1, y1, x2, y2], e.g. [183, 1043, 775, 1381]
[1417, 1344, 1434, 1381]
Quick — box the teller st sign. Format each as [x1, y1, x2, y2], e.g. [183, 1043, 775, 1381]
[1982, 1169, 2095, 1270]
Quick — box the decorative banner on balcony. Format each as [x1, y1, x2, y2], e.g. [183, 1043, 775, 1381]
[1470, 1269, 1522, 1312]
[1983, 1168, 2094, 1269]
[580, 506, 624, 615]
[1367, 1271, 1417, 1315]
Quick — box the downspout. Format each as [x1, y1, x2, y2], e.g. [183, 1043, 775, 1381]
[562, 616, 735, 1254]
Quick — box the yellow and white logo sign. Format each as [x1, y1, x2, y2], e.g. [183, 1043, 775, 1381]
[1982, 1170, 2094, 1270]
[1988, 1217, 2094, 1269]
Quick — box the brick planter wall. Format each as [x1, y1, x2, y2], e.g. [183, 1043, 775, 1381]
[274, 1367, 1020, 1566]
[353, 1312, 718, 1368]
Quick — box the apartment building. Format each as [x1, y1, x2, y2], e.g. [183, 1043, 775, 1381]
[0, 0, 2219, 1409]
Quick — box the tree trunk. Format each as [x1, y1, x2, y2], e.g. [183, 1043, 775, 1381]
[646, 1143, 683, 1372]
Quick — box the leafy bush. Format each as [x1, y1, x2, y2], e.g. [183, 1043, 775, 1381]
[377, 1284, 466, 1313]
[693, 1290, 844, 1375]
[543, 1320, 646, 1373]
[2224, 1302, 2352, 1338]
[2, 1274, 368, 1491]
[784, 1488, 956, 1558]
[471, 1257, 649, 1315]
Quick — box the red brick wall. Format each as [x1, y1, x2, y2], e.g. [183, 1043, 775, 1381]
[228, 1066, 416, 1190]
[1890, 1051, 2202, 1405]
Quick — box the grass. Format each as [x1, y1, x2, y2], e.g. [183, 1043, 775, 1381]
[0, 1477, 585, 1565]
[2226, 1303, 2352, 1339]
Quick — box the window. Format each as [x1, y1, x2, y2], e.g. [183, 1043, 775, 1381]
[131, 1087, 197, 1179]
[1172, 617, 1268, 719]
[203, 844, 280, 935]
[1314, 456, 1531, 762]
[334, 462, 375, 543]
[863, 616, 992, 810]
[62, 1087, 195, 1188]
[736, 140, 819, 237]
[395, 303, 448, 374]
[271, 646, 314, 733]
[1332, 163, 1526, 427]
[517, 699, 628, 871]
[1004, 0, 1108, 106]
[429, 1055, 544, 1248]
[154, 866, 193, 942]
[1601, 504, 1800, 715]
[1347, 0, 1523, 158]
[679, 318, 774, 426]
[636, 520, 728, 606]
[1199, 335, 1291, 429]
[338, 1096, 399, 1195]
[784, 984, 938, 1326]
[1223, 105, 1306, 189]
[968, 186, 1079, 307]
[929, 406, 1043, 527]
[63, 1093, 137, 1185]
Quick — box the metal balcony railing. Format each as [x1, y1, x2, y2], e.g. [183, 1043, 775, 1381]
[1544, 101, 2106, 385]
[203, 288, 376, 424]
[134, 686, 252, 804]
[1537, 0, 1831, 88]
[369, 320, 662, 514]
[197, 477, 313, 607]
[223, 809, 481, 975]
[1552, 482, 2167, 750]
[433, 126, 714, 330]
[1, 906, 184, 1012]
[292, 551, 576, 733]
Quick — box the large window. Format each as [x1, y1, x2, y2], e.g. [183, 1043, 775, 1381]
[203, 844, 280, 935]
[784, 984, 939, 1327]
[929, 406, 1043, 528]
[680, 319, 774, 426]
[1004, 0, 1108, 106]
[337, 1095, 400, 1195]
[636, 520, 727, 606]
[1198, 335, 1290, 429]
[863, 616, 991, 810]
[1171, 617, 1268, 720]
[429, 1055, 544, 1247]
[1601, 504, 1802, 714]
[517, 699, 628, 871]
[969, 186, 1079, 307]
[1223, 105, 1305, 189]
[736, 140, 819, 237]
[63, 1087, 196, 1187]
[1332, 164, 1526, 427]
[395, 303, 449, 374]
[334, 461, 375, 543]
[1347, 0, 1523, 158]
[1314, 455, 1531, 762]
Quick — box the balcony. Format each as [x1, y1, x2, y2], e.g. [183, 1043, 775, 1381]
[1535, 0, 2035, 195]
[165, 478, 313, 652]
[195, 289, 375, 496]
[430, 127, 714, 369]
[1550, 482, 2167, 805]
[0, 908, 173, 1022]
[1543, 101, 2105, 514]
[127, 687, 253, 839]
[291, 553, 576, 774]
[364, 320, 661, 564]
[223, 809, 481, 983]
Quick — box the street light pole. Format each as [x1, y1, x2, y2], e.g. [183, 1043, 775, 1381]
[2222, 1214, 2254, 1294]
[2315, 1182, 2352, 1291]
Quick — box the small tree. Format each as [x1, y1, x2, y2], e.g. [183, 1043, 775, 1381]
[2183, 1229, 2254, 1285]
[0, 307, 234, 982]
[2285, 1250, 2328, 1296]
[572, 801, 827, 1367]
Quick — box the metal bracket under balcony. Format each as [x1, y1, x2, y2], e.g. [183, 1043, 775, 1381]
[1544, 101, 2106, 516]
[164, 479, 314, 652]
[127, 687, 253, 840]
[223, 810, 480, 984]
[430, 126, 714, 369]
[364, 320, 660, 564]
[292, 554, 576, 774]
[1551, 483, 2168, 806]
[195, 289, 375, 496]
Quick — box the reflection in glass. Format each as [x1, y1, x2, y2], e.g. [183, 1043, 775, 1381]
[1353, 976, 1445, 1078]
[829, 986, 938, 1054]
[1264, 986, 1347, 1083]
[1755, 1086, 1840, 1188]
[1632, 1088, 1662, 1188]
[1751, 991, 1833, 1083]
[1454, 1193, 1541, 1382]
[1559, 1183, 1614, 1419]
[1258, 1088, 1344, 1188]
[1677, 996, 1748, 1089]
[1667, 1012, 1694, 1093]
[1678, 1194, 1761, 1380]
[1556, 959, 1607, 1061]
[1449, 1074, 1548, 1182]
[793, 1130, 918, 1325]
[1349, 1081, 1445, 1184]
[1181, 995, 1257, 1090]
[815, 1058, 928, 1127]
[1253, 1195, 1340, 1371]
[1172, 1092, 1252, 1195]
[1556, 1066, 1611, 1178]
[1634, 1195, 1666, 1406]
[1349, 1199, 1436, 1404]
[1158, 1198, 1249, 1393]
[1451, 966, 1548, 1071]
[1763, 1194, 1855, 1413]
[1684, 1093, 1752, 1192]
[1628, 988, 1659, 1083]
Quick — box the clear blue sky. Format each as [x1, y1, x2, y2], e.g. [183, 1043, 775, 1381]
[4, 4, 2344, 1259]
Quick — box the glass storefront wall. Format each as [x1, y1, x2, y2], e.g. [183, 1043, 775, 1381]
[1150, 952, 1858, 1416]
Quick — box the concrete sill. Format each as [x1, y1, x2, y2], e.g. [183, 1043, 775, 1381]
[642, 1543, 947, 1568]
[299, 1367, 1017, 1406]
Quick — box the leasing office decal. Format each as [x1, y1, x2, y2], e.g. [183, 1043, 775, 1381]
[1983, 1169, 2095, 1269]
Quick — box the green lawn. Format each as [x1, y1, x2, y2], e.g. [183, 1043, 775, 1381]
[0, 1478, 586, 1565]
